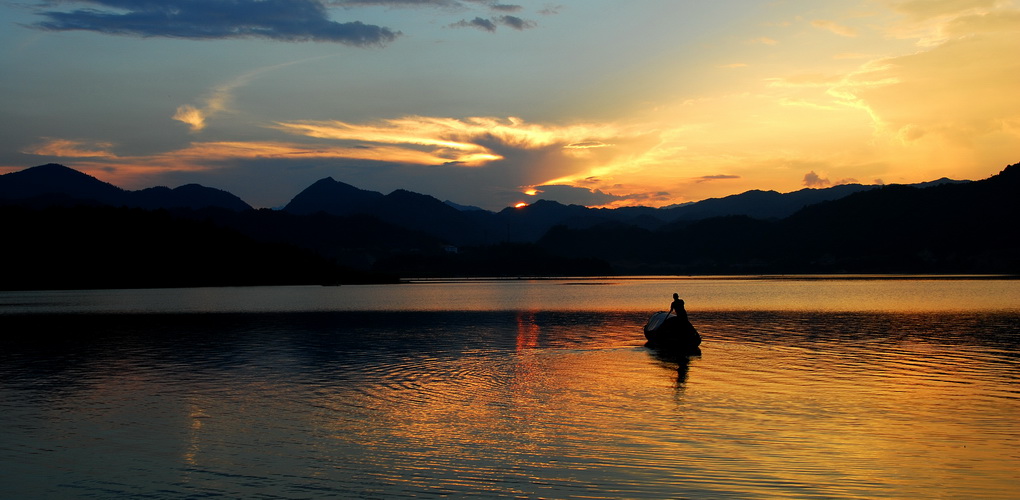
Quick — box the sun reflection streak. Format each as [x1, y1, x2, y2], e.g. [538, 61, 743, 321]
[515, 311, 539, 351]
[183, 404, 207, 469]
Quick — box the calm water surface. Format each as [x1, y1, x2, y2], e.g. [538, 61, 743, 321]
[1, 277, 1018, 498]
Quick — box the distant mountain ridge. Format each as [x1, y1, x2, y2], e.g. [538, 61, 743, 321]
[2, 163, 972, 242]
[538, 163, 1019, 274]
[279, 173, 967, 245]
[3, 161, 1014, 285]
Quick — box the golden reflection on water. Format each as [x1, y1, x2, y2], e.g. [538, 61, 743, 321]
[687, 336, 1020, 498]
[516, 311, 540, 351]
[274, 314, 1020, 497]
[1, 284, 1018, 498]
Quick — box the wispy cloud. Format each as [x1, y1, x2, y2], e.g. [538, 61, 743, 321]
[22, 138, 117, 158]
[891, 0, 1000, 21]
[696, 174, 740, 183]
[174, 58, 328, 132]
[803, 171, 857, 188]
[450, 15, 535, 31]
[334, 0, 526, 12]
[811, 19, 858, 37]
[273, 115, 617, 166]
[32, 0, 401, 45]
[831, 7, 1020, 148]
[564, 141, 611, 150]
[332, 0, 537, 31]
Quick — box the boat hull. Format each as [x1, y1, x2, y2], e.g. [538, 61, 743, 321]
[643, 312, 702, 351]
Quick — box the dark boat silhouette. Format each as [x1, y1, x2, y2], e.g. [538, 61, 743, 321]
[644, 311, 702, 351]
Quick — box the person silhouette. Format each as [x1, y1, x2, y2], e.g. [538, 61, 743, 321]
[668, 293, 688, 321]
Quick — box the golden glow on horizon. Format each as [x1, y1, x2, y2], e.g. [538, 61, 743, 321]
[514, 202, 528, 208]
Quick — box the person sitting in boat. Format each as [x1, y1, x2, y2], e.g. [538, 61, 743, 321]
[668, 293, 688, 322]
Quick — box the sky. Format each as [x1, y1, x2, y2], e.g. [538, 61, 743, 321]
[1, 0, 1018, 210]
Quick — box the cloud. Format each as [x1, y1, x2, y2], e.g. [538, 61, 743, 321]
[273, 115, 619, 166]
[527, 184, 632, 207]
[803, 171, 829, 188]
[334, 0, 535, 31]
[451, 17, 497, 31]
[892, 0, 1000, 20]
[490, 4, 523, 13]
[26, 113, 633, 209]
[172, 105, 206, 132]
[333, 0, 459, 5]
[173, 58, 328, 132]
[22, 138, 117, 158]
[811, 19, 858, 37]
[331, 0, 526, 12]
[834, 18, 1020, 146]
[696, 174, 740, 183]
[450, 15, 535, 31]
[802, 171, 858, 188]
[564, 141, 611, 149]
[943, 9, 1020, 35]
[32, 0, 400, 45]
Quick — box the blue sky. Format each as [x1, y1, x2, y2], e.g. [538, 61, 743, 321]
[2, 0, 1019, 209]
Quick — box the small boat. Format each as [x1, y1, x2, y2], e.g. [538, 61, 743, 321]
[644, 311, 702, 351]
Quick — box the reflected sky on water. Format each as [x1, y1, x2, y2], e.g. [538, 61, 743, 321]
[2, 275, 1018, 314]
[1, 278, 1018, 498]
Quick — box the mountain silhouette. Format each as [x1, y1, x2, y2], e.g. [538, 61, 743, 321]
[0, 163, 127, 205]
[130, 184, 251, 211]
[658, 184, 879, 221]
[1, 161, 1015, 287]
[283, 178, 494, 245]
[539, 163, 1019, 274]
[282, 177, 384, 215]
[0, 163, 252, 211]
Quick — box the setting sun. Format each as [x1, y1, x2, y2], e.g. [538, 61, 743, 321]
[514, 202, 528, 208]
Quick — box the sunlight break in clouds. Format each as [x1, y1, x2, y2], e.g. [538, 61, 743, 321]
[27, 139, 469, 190]
[274, 116, 622, 167]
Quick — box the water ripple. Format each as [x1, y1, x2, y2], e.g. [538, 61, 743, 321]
[2, 309, 1018, 498]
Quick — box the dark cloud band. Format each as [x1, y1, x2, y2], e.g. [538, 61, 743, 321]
[33, 0, 401, 45]
[450, 15, 535, 32]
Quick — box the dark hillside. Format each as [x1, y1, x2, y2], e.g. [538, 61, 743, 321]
[282, 177, 384, 215]
[537, 163, 1019, 274]
[0, 163, 253, 211]
[0, 205, 394, 290]
[0, 163, 126, 204]
[775, 163, 1020, 272]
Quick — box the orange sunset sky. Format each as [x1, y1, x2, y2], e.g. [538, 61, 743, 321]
[2, 0, 1018, 210]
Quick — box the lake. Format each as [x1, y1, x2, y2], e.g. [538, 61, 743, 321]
[2, 276, 1018, 499]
